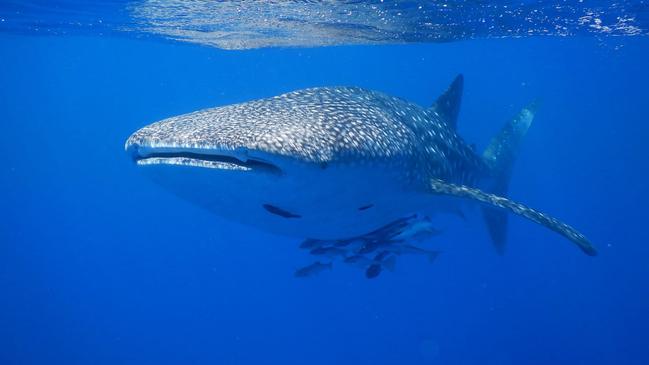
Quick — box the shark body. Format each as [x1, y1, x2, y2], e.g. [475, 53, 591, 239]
[125, 75, 596, 256]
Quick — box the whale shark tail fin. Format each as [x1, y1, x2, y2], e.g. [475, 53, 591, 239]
[481, 101, 538, 254]
[432, 74, 464, 130]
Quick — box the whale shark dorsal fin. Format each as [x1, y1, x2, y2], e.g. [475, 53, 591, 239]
[431, 74, 464, 129]
[428, 179, 597, 256]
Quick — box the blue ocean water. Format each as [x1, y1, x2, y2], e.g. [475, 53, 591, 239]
[1, 1, 649, 365]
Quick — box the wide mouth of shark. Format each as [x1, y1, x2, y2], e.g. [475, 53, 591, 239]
[127, 145, 283, 175]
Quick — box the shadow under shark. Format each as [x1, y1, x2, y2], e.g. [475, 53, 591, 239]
[125, 75, 597, 257]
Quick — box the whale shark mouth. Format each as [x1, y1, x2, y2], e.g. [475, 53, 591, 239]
[129, 147, 283, 175]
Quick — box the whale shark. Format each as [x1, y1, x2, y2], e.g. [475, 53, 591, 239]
[125, 75, 597, 259]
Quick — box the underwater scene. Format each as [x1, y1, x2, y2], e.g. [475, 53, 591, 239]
[1, 1, 649, 364]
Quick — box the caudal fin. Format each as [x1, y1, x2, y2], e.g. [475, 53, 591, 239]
[481, 102, 538, 254]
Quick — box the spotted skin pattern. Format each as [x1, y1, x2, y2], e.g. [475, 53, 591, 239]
[126, 87, 486, 189]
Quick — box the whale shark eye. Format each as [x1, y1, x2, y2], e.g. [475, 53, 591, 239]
[262, 204, 301, 218]
[358, 204, 374, 211]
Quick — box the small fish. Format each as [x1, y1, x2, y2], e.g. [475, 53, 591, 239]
[372, 251, 396, 272]
[299, 238, 325, 249]
[333, 237, 364, 248]
[388, 244, 441, 262]
[357, 240, 385, 255]
[392, 217, 442, 242]
[339, 238, 367, 252]
[358, 239, 401, 254]
[365, 264, 382, 279]
[373, 250, 391, 261]
[310, 246, 348, 258]
[363, 215, 416, 241]
[382, 255, 397, 272]
[294, 261, 333, 278]
[343, 254, 373, 269]
[344, 252, 396, 273]
[300, 238, 321, 248]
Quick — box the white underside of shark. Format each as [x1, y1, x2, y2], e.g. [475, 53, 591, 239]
[138, 154, 460, 239]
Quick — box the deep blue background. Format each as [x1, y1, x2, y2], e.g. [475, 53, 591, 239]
[1, 33, 648, 364]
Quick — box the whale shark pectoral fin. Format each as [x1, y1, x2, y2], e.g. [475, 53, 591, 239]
[431, 74, 463, 130]
[428, 179, 597, 256]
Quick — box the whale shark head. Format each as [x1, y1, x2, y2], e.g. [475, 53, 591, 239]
[125, 87, 434, 239]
